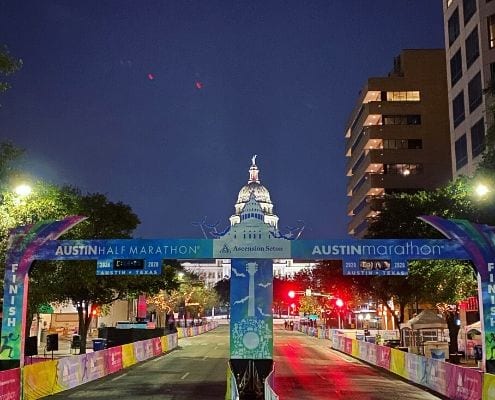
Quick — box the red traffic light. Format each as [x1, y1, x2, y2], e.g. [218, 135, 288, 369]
[335, 298, 344, 308]
[288, 290, 296, 299]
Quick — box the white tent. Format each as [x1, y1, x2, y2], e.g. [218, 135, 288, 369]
[400, 309, 448, 330]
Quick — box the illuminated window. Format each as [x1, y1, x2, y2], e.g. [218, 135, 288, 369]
[382, 115, 421, 125]
[447, 0, 453, 6]
[385, 91, 420, 102]
[488, 15, 495, 49]
[384, 164, 423, 175]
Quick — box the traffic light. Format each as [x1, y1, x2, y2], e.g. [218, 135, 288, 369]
[90, 304, 101, 317]
[288, 290, 296, 299]
[336, 298, 344, 308]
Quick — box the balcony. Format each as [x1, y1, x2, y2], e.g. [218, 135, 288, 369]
[347, 172, 425, 213]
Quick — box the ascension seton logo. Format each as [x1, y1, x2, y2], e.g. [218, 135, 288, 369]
[220, 244, 231, 254]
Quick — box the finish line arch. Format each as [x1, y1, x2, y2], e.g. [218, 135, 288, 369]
[2, 215, 495, 374]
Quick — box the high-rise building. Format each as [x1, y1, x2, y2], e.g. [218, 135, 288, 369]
[443, 0, 493, 177]
[345, 49, 453, 237]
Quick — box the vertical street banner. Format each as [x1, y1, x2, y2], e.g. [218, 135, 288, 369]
[420, 216, 495, 373]
[230, 259, 273, 359]
[0, 216, 86, 367]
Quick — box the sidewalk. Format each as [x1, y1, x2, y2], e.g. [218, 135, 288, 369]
[25, 336, 98, 365]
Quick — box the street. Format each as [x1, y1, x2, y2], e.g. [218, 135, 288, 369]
[274, 326, 443, 399]
[46, 324, 443, 399]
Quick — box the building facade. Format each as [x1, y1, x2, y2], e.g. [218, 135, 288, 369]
[345, 49, 453, 237]
[443, 0, 493, 177]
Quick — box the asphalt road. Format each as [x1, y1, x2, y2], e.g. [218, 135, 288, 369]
[46, 325, 231, 400]
[273, 326, 443, 400]
[46, 324, 443, 399]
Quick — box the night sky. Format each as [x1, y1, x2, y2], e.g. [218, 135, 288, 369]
[0, 1, 444, 240]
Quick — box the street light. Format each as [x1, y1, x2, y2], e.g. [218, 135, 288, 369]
[14, 183, 32, 197]
[475, 183, 490, 198]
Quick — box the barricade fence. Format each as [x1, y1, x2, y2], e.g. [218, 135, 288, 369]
[0, 321, 218, 400]
[295, 323, 484, 400]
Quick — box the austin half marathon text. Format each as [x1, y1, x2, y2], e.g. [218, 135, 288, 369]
[55, 244, 201, 257]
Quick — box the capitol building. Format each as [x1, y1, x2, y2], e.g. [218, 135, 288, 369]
[182, 156, 315, 286]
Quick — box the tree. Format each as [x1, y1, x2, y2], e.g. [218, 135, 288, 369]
[365, 180, 480, 352]
[298, 296, 320, 317]
[0, 142, 24, 185]
[213, 277, 230, 317]
[0, 45, 22, 94]
[148, 271, 219, 326]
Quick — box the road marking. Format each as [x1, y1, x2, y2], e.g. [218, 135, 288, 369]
[111, 373, 127, 381]
[180, 372, 190, 380]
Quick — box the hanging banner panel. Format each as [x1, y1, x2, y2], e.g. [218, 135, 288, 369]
[37, 239, 213, 261]
[291, 239, 470, 275]
[230, 259, 273, 359]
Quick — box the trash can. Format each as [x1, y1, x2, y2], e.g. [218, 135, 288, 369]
[474, 345, 482, 361]
[92, 338, 106, 351]
[46, 333, 59, 351]
[431, 349, 445, 361]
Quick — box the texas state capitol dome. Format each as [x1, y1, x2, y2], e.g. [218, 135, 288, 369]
[229, 155, 279, 230]
[182, 156, 315, 286]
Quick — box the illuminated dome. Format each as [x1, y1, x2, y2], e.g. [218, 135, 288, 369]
[230, 156, 279, 229]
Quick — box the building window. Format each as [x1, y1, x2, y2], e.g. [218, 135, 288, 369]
[471, 118, 485, 157]
[468, 72, 482, 112]
[488, 14, 495, 49]
[384, 164, 423, 175]
[448, 8, 460, 46]
[382, 115, 421, 125]
[465, 27, 480, 68]
[450, 49, 463, 87]
[452, 91, 465, 128]
[384, 91, 420, 102]
[382, 139, 423, 149]
[455, 134, 468, 169]
[463, 0, 476, 24]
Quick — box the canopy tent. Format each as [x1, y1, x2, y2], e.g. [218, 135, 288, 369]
[400, 310, 449, 355]
[400, 309, 448, 330]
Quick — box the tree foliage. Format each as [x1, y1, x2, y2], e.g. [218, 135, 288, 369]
[363, 174, 486, 352]
[147, 271, 219, 325]
[0, 45, 22, 94]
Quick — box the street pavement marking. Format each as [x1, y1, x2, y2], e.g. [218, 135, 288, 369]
[180, 372, 190, 380]
[111, 372, 127, 381]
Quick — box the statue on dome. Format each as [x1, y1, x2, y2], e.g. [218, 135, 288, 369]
[251, 154, 257, 165]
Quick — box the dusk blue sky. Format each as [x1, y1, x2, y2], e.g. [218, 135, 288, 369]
[0, 1, 444, 239]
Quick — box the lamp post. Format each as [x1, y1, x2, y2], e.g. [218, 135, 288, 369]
[14, 183, 32, 197]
